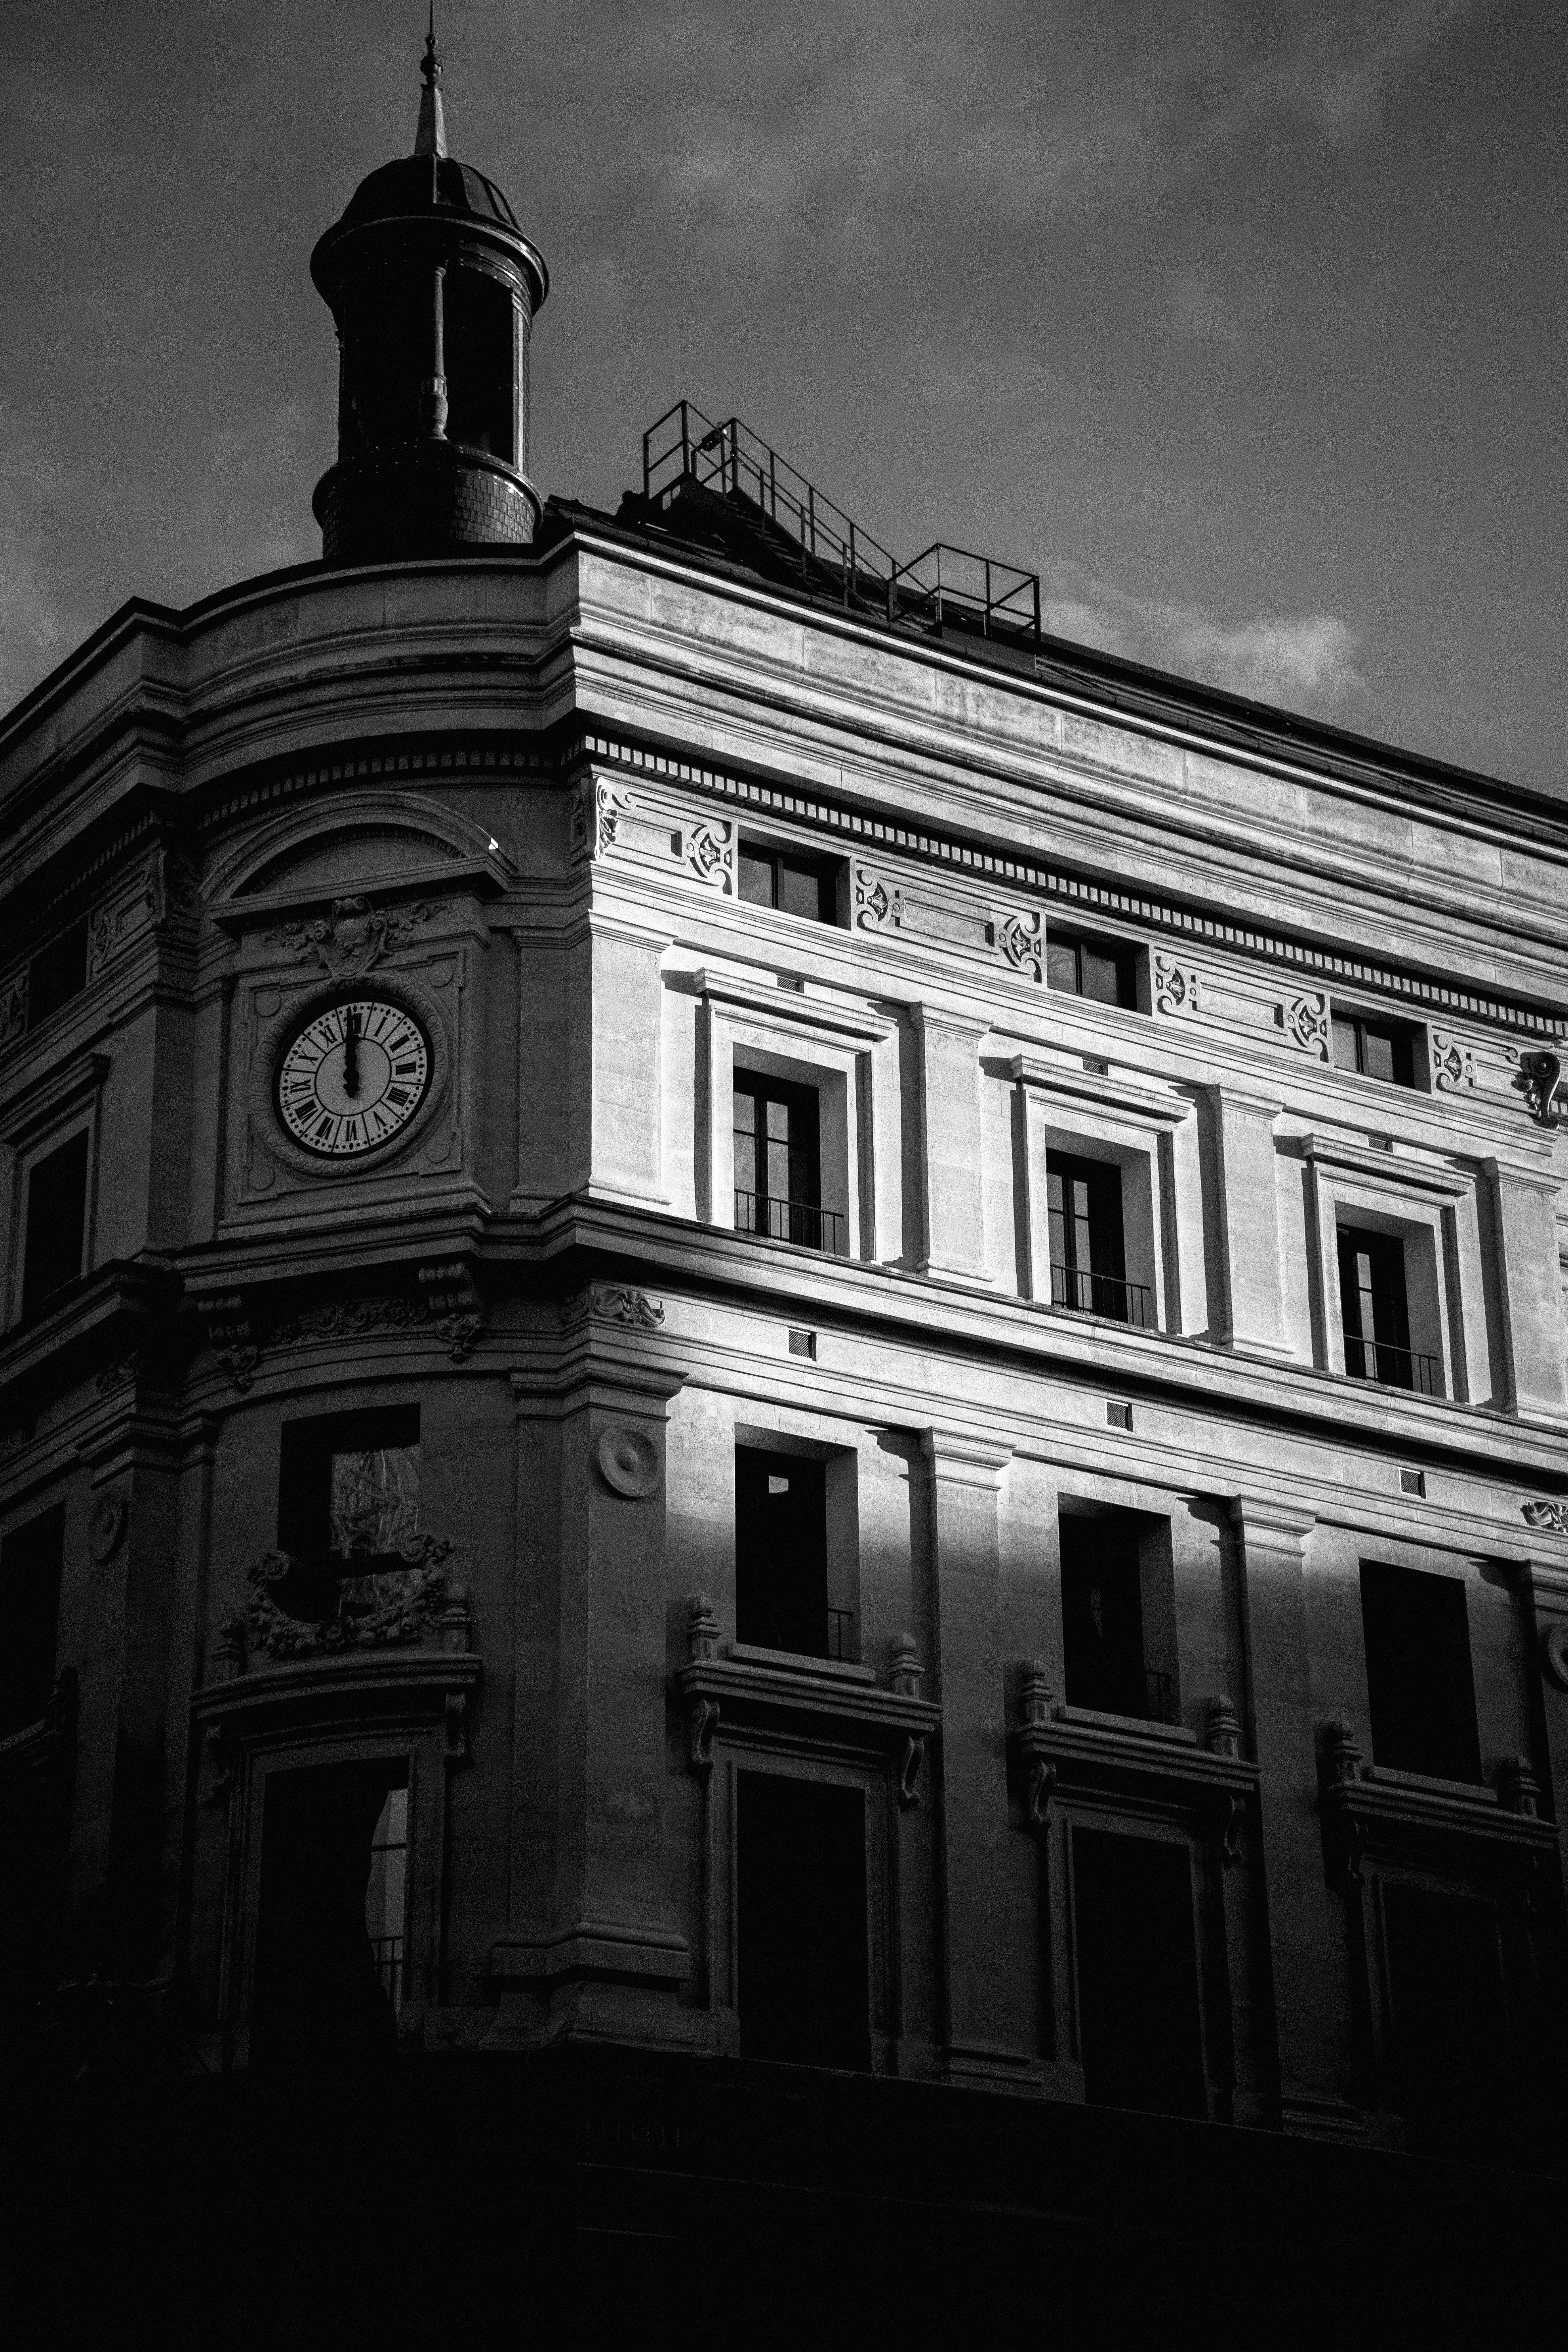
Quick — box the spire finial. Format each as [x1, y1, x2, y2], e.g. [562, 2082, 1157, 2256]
[414, 10, 448, 159]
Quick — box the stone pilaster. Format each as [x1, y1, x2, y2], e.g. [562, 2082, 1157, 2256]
[568, 910, 669, 1209]
[1483, 1161, 1568, 1420]
[490, 1284, 694, 2046]
[1204, 1085, 1288, 1355]
[922, 1427, 1035, 2090]
[1229, 1496, 1354, 2137]
[914, 1007, 992, 1284]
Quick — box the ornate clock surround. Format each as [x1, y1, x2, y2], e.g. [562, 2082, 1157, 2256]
[249, 969, 452, 1180]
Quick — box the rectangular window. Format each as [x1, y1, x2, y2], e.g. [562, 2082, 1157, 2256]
[275, 1407, 421, 1626]
[737, 840, 840, 926]
[1359, 1559, 1481, 1784]
[1337, 1225, 1435, 1393]
[1046, 931, 1137, 1010]
[734, 1072, 842, 1254]
[21, 1129, 90, 1318]
[0, 1502, 65, 1741]
[1071, 1827, 1206, 2118]
[25, 920, 88, 1034]
[1381, 1885, 1508, 2156]
[735, 1444, 831, 1660]
[1046, 1151, 1148, 1325]
[1331, 1008, 1417, 1088]
[1059, 1510, 1177, 1724]
[251, 1756, 409, 2069]
[738, 1771, 869, 2069]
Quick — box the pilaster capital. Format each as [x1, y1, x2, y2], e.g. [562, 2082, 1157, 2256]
[1229, 1494, 1316, 1548]
[1203, 1082, 1283, 1127]
[920, 1427, 1013, 1489]
[911, 1000, 991, 1047]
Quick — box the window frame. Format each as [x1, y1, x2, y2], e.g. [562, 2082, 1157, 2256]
[1045, 927, 1141, 1012]
[736, 835, 845, 927]
[1330, 1003, 1423, 1090]
[2, 1050, 107, 1331]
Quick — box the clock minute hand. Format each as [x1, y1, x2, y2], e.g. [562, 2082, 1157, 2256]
[342, 1006, 360, 1098]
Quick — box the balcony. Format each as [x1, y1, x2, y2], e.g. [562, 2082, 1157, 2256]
[1050, 1263, 1155, 1329]
[1342, 1333, 1440, 1396]
[735, 1189, 846, 1256]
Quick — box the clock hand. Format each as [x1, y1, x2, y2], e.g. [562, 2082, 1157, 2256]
[343, 1005, 360, 1098]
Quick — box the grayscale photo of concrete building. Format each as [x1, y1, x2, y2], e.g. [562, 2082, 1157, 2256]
[3, 16, 1565, 2306]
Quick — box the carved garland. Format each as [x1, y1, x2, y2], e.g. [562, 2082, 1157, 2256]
[265, 895, 441, 984]
[246, 1533, 457, 1661]
[560, 1282, 666, 1330]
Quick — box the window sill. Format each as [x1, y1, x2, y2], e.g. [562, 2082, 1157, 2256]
[728, 1640, 873, 1684]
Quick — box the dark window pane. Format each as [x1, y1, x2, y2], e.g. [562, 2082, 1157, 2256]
[735, 1445, 828, 1657]
[779, 857, 827, 922]
[1363, 1027, 1395, 1083]
[1331, 1016, 1360, 1073]
[1360, 1559, 1480, 1783]
[0, 1503, 65, 1741]
[251, 1758, 407, 2071]
[22, 1130, 89, 1316]
[1382, 1886, 1509, 2156]
[765, 1101, 790, 1141]
[733, 1091, 755, 1135]
[278, 1407, 421, 1572]
[26, 921, 88, 1032]
[1046, 940, 1079, 994]
[1061, 1513, 1147, 1718]
[1080, 944, 1123, 1006]
[738, 849, 775, 907]
[739, 1772, 868, 2069]
[1072, 1828, 1206, 2118]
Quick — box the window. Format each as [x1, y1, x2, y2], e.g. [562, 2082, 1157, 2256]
[250, 1756, 409, 2070]
[1380, 1885, 1509, 2156]
[1359, 1560, 1480, 1784]
[1059, 1510, 1178, 1724]
[1072, 1828, 1206, 2118]
[734, 1072, 842, 1254]
[737, 839, 840, 925]
[735, 1445, 842, 1659]
[1047, 1151, 1147, 1325]
[25, 920, 88, 1034]
[1332, 1008, 1416, 1088]
[21, 1129, 89, 1318]
[0, 1503, 65, 1742]
[1046, 930, 1137, 1010]
[737, 1771, 869, 2069]
[1337, 1226, 1435, 1393]
[275, 1407, 421, 1622]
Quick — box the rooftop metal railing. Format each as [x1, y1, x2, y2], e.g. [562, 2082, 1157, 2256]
[642, 400, 1042, 652]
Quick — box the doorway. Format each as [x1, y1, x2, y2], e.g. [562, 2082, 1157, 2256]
[737, 1770, 869, 2070]
[1072, 1825, 1206, 2118]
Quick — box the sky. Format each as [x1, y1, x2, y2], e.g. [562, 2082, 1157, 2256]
[2, 1, 1565, 792]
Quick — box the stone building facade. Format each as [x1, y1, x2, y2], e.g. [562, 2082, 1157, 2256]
[4, 50, 1568, 2205]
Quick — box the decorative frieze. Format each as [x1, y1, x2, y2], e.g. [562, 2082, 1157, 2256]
[1430, 1030, 1477, 1091]
[570, 774, 736, 895]
[560, 1282, 666, 1330]
[853, 861, 1041, 981]
[1522, 1497, 1568, 1536]
[271, 1297, 429, 1346]
[1277, 992, 1330, 1059]
[1153, 953, 1202, 1016]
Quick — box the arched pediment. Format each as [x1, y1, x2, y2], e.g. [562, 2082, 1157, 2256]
[203, 789, 513, 925]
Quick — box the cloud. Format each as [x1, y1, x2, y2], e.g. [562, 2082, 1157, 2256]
[0, 406, 89, 719]
[507, 0, 1476, 269]
[1039, 556, 1366, 714]
[188, 404, 318, 577]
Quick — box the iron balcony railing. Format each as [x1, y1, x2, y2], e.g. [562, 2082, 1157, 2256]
[370, 1934, 404, 2009]
[1144, 1670, 1177, 1726]
[1050, 1263, 1155, 1329]
[887, 541, 1041, 653]
[735, 1190, 847, 1257]
[826, 1608, 857, 1664]
[1342, 1333, 1440, 1396]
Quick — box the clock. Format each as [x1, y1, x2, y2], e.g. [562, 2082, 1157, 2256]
[249, 973, 450, 1180]
[275, 996, 432, 1157]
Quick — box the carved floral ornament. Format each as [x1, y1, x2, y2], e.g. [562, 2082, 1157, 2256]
[1430, 1030, 1477, 1091]
[1506, 1044, 1564, 1126]
[560, 1282, 666, 1330]
[1523, 1498, 1568, 1537]
[1153, 953, 1202, 1016]
[247, 1533, 457, 1661]
[1277, 993, 1330, 1059]
[265, 895, 440, 983]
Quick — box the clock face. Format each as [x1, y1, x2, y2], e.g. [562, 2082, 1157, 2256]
[274, 996, 432, 1158]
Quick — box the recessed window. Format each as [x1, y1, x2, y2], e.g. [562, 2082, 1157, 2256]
[251, 1756, 409, 2070]
[1046, 930, 1137, 1010]
[1072, 1827, 1205, 2118]
[0, 1502, 65, 1741]
[1359, 1559, 1480, 1784]
[1047, 1151, 1149, 1326]
[21, 1129, 90, 1318]
[25, 919, 88, 1034]
[1337, 1226, 1435, 1394]
[1059, 1509, 1177, 1724]
[735, 1444, 836, 1659]
[738, 839, 840, 925]
[275, 1406, 421, 1621]
[738, 1771, 869, 2069]
[734, 1071, 842, 1254]
[1332, 1008, 1417, 1088]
